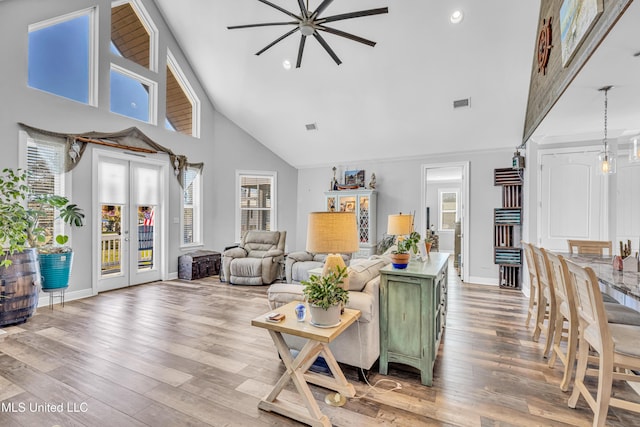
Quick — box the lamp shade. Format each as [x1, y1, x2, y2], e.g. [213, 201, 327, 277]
[387, 214, 413, 236]
[306, 212, 359, 254]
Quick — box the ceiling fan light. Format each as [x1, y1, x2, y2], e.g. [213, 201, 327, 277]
[300, 23, 314, 36]
[450, 10, 464, 24]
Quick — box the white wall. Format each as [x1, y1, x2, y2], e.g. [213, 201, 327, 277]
[297, 149, 511, 285]
[0, 0, 298, 297]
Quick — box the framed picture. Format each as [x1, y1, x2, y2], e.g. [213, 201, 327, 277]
[344, 169, 365, 187]
[560, 0, 603, 67]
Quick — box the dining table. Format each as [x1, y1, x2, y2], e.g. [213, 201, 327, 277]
[555, 252, 640, 311]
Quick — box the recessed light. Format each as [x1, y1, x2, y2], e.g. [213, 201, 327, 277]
[282, 59, 292, 70]
[450, 10, 464, 24]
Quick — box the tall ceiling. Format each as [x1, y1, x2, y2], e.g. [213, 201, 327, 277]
[153, 0, 639, 168]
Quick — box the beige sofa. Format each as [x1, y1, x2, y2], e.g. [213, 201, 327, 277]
[267, 254, 390, 372]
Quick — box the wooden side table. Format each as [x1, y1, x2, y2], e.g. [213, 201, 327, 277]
[251, 301, 360, 427]
[379, 253, 448, 386]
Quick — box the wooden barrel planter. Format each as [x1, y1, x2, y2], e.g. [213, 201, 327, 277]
[0, 248, 40, 326]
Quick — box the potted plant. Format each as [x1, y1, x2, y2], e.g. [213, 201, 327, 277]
[0, 168, 85, 292]
[424, 234, 434, 255]
[301, 266, 349, 327]
[390, 231, 421, 269]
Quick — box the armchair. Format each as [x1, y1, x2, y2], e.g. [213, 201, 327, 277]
[285, 251, 351, 284]
[222, 230, 286, 285]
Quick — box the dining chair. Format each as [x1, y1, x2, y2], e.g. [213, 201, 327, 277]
[567, 240, 612, 256]
[531, 245, 556, 357]
[544, 250, 577, 391]
[522, 242, 541, 329]
[565, 260, 640, 427]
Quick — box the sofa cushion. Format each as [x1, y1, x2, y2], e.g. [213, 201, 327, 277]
[347, 258, 387, 291]
[346, 290, 374, 323]
[267, 283, 305, 308]
[292, 261, 323, 283]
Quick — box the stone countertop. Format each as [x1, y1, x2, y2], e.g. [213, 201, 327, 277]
[555, 252, 640, 309]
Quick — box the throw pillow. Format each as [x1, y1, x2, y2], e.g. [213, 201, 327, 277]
[347, 258, 387, 291]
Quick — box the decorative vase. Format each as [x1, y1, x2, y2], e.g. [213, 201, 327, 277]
[425, 242, 432, 254]
[39, 252, 73, 290]
[390, 253, 410, 269]
[309, 303, 341, 327]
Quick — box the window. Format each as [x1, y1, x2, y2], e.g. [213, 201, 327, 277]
[166, 50, 200, 137]
[237, 172, 276, 241]
[25, 137, 67, 243]
[182, 166, 202, 246]
[28, 8, 96, 105]
[111, 0, 157, 71]
[439, 190, 458, 230]
[110, 64, 157, 123]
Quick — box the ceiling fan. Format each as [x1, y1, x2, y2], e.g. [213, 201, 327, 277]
[227, 0, 388, 68]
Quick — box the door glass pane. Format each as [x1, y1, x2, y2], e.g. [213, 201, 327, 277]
[99, 162, 127, 204]
[134, 165, 159, 205]
[138, 205, 154, 270]
[101, 204, 122, 275]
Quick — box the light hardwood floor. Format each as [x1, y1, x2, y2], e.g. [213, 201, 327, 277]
[1, 259, 639, 426]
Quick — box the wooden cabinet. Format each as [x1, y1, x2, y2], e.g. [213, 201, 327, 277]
[379, 253, 448, 386]
[494, 168, 523, 289]
[324, 189, 376, 258]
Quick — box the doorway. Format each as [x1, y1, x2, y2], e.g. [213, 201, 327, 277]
[421, 162, 469, 282]
[93, 150, 167, 292]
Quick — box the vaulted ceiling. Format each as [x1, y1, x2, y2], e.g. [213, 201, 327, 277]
[154, 0, 640, 168]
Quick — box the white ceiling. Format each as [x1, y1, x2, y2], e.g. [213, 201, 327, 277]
[154, 0, 639, 168]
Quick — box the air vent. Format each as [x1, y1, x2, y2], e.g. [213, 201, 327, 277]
[453, 98, 471, 109]
[305, 123, 318, 131]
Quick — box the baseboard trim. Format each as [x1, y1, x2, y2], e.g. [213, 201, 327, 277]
[37, 288, 95, 308]
[466, 276, 499, 286]
[167, 272, 178, 280]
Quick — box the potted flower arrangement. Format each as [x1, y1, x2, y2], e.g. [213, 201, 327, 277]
[424, 233, 434, 255]
[390, 231, 421, 269]
[301, 266, 349, 327]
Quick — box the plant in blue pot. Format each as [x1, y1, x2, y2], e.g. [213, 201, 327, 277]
[26, 194, 85, 291]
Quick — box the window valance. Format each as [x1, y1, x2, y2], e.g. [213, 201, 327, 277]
[19, 123, 203, 187]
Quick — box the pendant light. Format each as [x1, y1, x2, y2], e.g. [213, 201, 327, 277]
[598, 86, 616, 175]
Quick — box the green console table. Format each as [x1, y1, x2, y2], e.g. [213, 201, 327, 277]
[379, 253, 448, 386]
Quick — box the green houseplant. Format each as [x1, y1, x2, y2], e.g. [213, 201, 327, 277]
[301, 266, 349, 327]
[1, 168, 85, 292]
[390, 231, 421, 269]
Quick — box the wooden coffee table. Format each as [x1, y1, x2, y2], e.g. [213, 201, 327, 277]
[251, 301, 360, 427]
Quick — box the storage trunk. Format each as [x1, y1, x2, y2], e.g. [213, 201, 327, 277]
[178, 250, 221, 280]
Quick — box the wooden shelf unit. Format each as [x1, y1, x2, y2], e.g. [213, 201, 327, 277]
[494, 168, 523, 289]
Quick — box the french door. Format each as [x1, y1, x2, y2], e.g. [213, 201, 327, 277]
[96, 154, 164, 292]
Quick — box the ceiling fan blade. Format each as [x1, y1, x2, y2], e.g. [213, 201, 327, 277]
[296, 0, 308, 17]
[310, 0, 335, 19]
[296, 35, 307, 68]
[228, 21, 297, 30]
[257, 0, 302, 20]
[316, 25, 376, 47]
[313, 32, 341, 65]
[255, 27, 299, 56]
[319, 7, 389, 24]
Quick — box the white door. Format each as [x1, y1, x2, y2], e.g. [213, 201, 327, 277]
[98, 157, 162, 292]
[538, 149, 604, 252]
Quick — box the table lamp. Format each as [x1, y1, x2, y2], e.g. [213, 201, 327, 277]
[306, 212, 359, 288]
[387, 213, 413, 237]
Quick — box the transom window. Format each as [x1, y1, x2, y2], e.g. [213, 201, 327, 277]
[110, 64, 157, 124]
[166, 50, 200, 137]
[237, 172, 276, 241]
[28, 8, 96, 105]
[111, 0, 157, 71]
